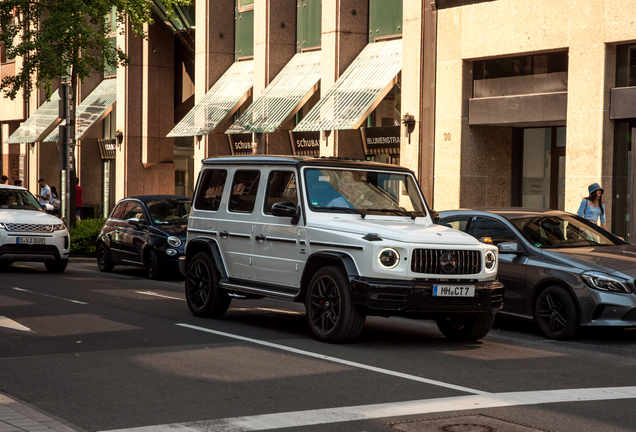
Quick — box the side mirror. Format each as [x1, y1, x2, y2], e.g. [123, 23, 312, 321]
[127, 217, 145, 227]
[271, 202, 297, 217]
[498, 241, 521, 254]
[429, 209, 440, 224]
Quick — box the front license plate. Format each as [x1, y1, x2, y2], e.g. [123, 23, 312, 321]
[433, 285, 475, 297]
[16, 237, 45, 245]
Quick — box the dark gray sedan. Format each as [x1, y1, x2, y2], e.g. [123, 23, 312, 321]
[439, 208, 636, 340]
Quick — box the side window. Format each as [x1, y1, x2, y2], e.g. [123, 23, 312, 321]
[470, 217, 516, 245]
[229, 170, 261, 213]
[111, 202, 130, 219]
[194, 169, 227, 211]
[440, 216, 470, 232]
[264, 171, 297, 214]
[124, 202, 147, 223]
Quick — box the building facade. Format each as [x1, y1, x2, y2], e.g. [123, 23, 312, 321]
[2, 0, 636, 240]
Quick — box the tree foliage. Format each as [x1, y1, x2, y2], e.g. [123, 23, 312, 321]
[0, 0, 188, 100]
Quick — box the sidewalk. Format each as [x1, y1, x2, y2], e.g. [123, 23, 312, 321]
[0, 392, 82, 432]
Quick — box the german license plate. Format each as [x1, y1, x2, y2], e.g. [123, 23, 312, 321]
[16, 237, 45, 245]
[433, 285, 475, 297]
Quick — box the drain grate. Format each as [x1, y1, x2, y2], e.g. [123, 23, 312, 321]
[384, 414, 552, 432]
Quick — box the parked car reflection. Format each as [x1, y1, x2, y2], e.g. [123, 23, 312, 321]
[439, 208, 636, 340]
[96, 195, 191, 279]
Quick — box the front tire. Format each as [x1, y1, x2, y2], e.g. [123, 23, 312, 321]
[535, 285, 580, 340]
[97, 243, 114, 272]
[305, 266, 366, 343]
[45, 258, 68, 273]
[146, 248, 162, 280]
[185, 252, 231, 317]
[436, 314, 495, 341]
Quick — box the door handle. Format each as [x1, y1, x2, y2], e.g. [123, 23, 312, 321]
[220, 231, 229, 238]
[255, 235, 266, 242]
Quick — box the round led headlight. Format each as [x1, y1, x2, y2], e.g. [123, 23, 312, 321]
[165, 248, 178, 256]
[485, 250, 496, 271]
[167, 236, 182, 248]
[378, 248, 400, 269]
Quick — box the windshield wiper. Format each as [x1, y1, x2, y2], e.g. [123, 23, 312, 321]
[316, 206, 366, 219]
[367, 208, 416, 220]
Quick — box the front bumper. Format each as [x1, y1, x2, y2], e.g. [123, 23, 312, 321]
[0, 243, 68, 263]
[350, 278, 504, 318]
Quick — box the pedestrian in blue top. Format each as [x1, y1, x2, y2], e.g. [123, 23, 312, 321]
[577, 183, 607, 230]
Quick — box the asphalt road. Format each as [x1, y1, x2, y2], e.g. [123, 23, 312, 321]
[1, 261, 636, 432]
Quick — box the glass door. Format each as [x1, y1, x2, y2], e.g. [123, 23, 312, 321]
[520, 127, 566, 210]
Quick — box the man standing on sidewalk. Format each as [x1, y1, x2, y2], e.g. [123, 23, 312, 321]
[36, 178, 51, 206]
[76, 177, 82, 221]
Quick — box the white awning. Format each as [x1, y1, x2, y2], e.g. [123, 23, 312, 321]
[6, 92, 61, 144]
[226, 51, 321, 134]
[294, 39, 402, 132]
[168, 60, 254, 137]
[44, 79, 117, 142]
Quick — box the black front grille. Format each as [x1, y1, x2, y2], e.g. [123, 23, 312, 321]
[0, 244, 59, 254]
[411, 249, 481, 275]
[621, 308, 636, 322]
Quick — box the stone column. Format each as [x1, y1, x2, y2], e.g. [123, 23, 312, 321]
[564, 2, 613, 223]
[401, 0, 436, 203]
[320, 0, 368, 157]
[193, 0, 235, 181]
[433, 7, 463, 211]
[253, 0, 296, 155]
[116, 17, 175, 200]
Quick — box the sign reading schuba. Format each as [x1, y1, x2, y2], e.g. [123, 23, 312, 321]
[229, 133, 253, 155]
[291, 131, 320, 155]
[364, 126, 401, 151]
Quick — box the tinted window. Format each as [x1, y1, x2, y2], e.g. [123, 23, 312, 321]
[0, 189, 42, 211]
[440, 216, 470, 232]
[229, 170, 261, 213]
[264, 171, 297, 214]
[470, 217, 516, 245]
[511, 215, 622, 248]
[111, 202, 130, 219]
[123, 202, 147, 223]
[195, 169, 227, 211]
[147, 199, 192, 225]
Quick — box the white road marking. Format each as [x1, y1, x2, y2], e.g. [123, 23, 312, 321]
[176, 323, 489, 395]
[99, 386, 636, 432]
[0, 316, 31, 332]
[12, 287, 88, 305]
[136, 291, 185, 301]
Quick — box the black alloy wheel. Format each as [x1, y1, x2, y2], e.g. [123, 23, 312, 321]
[96, 243, 114, 272]
[435, 313, 495, 341]
[185, 252, 231, 317]
[535, 285, 580, 340]
[305, 266, 365, 343]
[146, 248, 162, 280]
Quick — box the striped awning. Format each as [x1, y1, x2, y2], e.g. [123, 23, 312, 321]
[168, 60, 254, 137]
[44, 79, 117, 142]
[226, 51, 321, 134]
[294, 39, 402, 132]
[6, 92, 61, 144]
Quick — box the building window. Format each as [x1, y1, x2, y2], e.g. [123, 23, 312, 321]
[473, 52, 568, 98]
[296, 0, 321, 52]
[235, 0, 254, 59]
[616, 45, 636, 88]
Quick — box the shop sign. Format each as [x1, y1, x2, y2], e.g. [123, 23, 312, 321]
[522, 177, 548, 195]
[98, 138, 117, 160]
[229, 133, 254, 155]
[291, 131, 320, 156]
[362, 126, 401, 155]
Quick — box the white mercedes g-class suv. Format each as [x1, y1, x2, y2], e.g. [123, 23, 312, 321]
[180, 156, 503, 342]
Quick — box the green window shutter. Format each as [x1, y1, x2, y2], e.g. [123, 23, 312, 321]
[368, 0, 402, 42]
[296, 0, 321, 53]
[235, 9, 254, 59]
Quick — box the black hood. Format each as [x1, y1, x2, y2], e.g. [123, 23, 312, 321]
[543, 244, 636, 278]
[151, 224, 188, 238]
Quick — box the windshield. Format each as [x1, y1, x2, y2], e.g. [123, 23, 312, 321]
[146, 199, 192, 225]
[511, 215, 622, 248]
[0, 189, 43, 211]
[304, 168, 426, 218]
